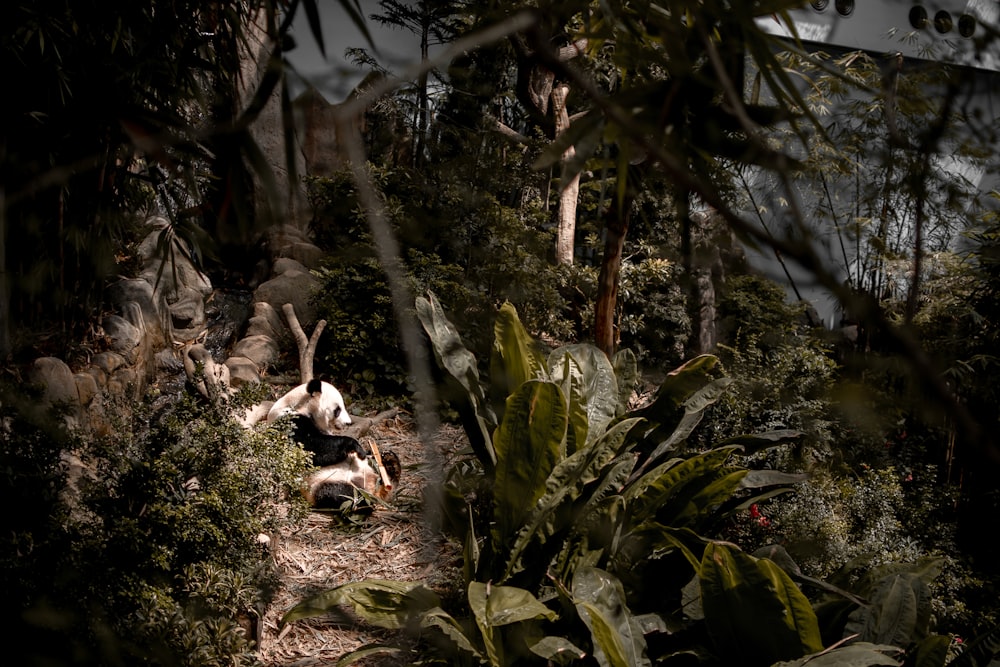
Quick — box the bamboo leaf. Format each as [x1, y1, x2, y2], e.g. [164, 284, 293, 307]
[533, 110, 603, 170]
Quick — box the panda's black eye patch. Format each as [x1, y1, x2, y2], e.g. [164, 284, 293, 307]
[333, 406, 341, 418]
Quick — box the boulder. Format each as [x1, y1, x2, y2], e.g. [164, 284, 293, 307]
[272, 257, 309, 276]
[92, 351, 127, 376]
[106, 278, 168, 349]
[139, 217, 213, 298]
[103, 314, 143, 364]
[276, 241, 323, 269]
[253, 269, 320, 326]
[249, 301, 288, 340]
[29, 357, 79, 408]
[230, 334, 279, 372]
[74, 372, 100, 407]
[225, 356, 262, 386]
[167, 285, 207, 330]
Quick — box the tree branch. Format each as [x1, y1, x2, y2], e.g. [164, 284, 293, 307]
[281, 303, 326, 384]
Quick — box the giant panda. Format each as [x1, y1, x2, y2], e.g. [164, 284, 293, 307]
[304, 449, 402, 509]
[266, 378, 352, 433]
[286, 412, 368, 467]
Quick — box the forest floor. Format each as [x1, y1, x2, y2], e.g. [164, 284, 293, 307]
[257, 414, 467, 666]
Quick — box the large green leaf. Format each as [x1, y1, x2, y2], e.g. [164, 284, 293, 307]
[529, 636, 587, 664]
[549, 343, 619, 443]
[490, 301, 549, 419]
[552, 352, 589, 455]
[469, 581, 557, 667]
[632, 354, 724, 426]
[845, 572, 933, 647]
[611, 348, 638, 416]
[772, 643, 903, 666]
[502, 418, 642, 583]
[416, 292, 497, 468]
[624, 446, 746, 529]
[281, 579, 440, 629]
[573, 567, 650, 667]
[700, 543, 823, 666]
[420, 607, 484, 661]
[492, 381, 567, 551]
[615, 524, 709, 573]
[629, 376, 733, 482]
[910, 634, 952, 667]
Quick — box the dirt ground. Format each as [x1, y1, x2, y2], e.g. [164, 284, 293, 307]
[257, 414, 466, 666]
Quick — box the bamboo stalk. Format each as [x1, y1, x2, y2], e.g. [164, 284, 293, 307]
[368, 439, 393, 491]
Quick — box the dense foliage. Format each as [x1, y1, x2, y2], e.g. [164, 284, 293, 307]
[4, 0, 1000, 663]
[1, 385, 310, 666]
[283, 296, 999, 666]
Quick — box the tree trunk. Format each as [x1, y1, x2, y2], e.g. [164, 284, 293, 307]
[552, 83, 579, 265]
[594, 194, 633, 358]
[0, 176, 8, 358]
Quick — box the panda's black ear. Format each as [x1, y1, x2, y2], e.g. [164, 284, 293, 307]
[306, 378, 323, 396]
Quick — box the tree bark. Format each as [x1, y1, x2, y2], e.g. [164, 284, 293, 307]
[282, 303, 326, 384]
[0, 176, 9, 358]
[594, 194, 633, 358]
[552, 83, 579, 265]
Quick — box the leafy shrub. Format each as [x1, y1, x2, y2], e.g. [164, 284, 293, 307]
[2, 384, 310, 666]
[312, 251, 470, 402]
[284, 295, 835, 666]
[618, 256, 690, 368]
[306, 167, 574, 400]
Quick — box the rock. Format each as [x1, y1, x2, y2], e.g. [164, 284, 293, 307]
[230, 335, 279, 372]
[272, 257, 309, 276]
[253, 269, 320, 326]
[155, 349, 184, 372]
[29, 357, 79, 407]
[106, 278, 168, 349]
[277, 242, 324, 269]
[103, 314, 142, 364]
[29, 357, 83, 429]
[74, 372, 100, 406]
[139, 217, 213, 298]
[250, 302, 288, 340]
[225, 356, 262, 386]
[92, 351, 127, 376]
[168, 285, 207, 330]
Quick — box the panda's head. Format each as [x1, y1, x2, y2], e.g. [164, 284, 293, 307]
[304, 379, 352, 432]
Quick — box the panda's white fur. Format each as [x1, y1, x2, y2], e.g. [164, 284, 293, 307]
[267, 378, 352, 433]
[304, 451, 378, 508]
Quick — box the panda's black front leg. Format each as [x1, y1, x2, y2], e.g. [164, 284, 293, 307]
[310, 436, 366, 467]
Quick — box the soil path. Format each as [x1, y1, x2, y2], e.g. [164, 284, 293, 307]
[258, 415, 465, 666]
